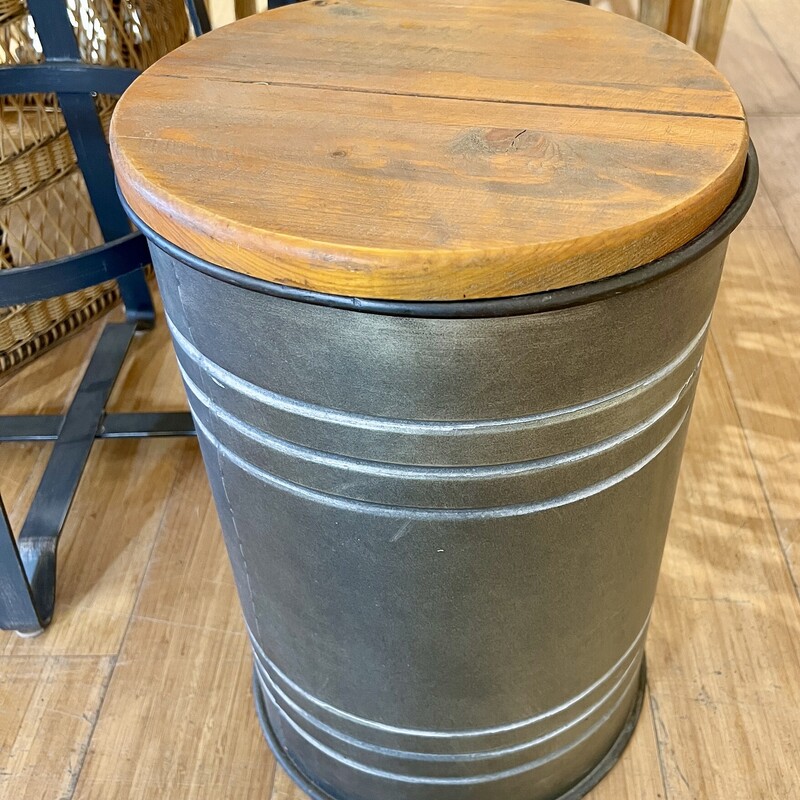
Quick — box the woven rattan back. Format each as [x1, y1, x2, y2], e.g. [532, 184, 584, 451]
[0, 0, 188, 374]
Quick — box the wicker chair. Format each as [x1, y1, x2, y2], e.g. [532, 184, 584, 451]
[0, 0, 190, 375]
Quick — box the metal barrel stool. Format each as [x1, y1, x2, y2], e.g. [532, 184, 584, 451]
[110, 1, 755, 798]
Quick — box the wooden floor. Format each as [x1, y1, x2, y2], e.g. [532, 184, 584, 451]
[1, 1, 799, 797]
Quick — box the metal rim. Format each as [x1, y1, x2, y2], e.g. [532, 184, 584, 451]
[118, 142, 757, 319]
[252, 659, 648, 800]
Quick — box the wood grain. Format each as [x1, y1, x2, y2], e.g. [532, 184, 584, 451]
[647, 342, 800, 798]
[106, 296, 187, 413]
[0, 656, 113, 800]
[738, 184, 782, 230]
[111, 0, 748, 301]
[131, 445, 242, 632]
[0, 442, 50, 536]
[0, 311, 107, 413]
[575, 688, 667, 799]
[747, 115, 800, 259]
[743, 0, 800, 88]
[72, 618, 270, 800]
[712, 226, 800, 593]
[717, 0, 800, 115]
[150, 0, 744, 117]
[71, 449, 273, 800]
[270, 767, 308, 800]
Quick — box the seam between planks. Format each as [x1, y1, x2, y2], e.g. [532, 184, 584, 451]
[61, 657, 116, 800]
[63, 440, 195, 800]
[153, 72, 747, 122]
[648, 690, 673, 800]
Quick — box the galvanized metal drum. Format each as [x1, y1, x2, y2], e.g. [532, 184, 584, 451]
[116, 149, 754, 800]
[110, 0, 757, 796]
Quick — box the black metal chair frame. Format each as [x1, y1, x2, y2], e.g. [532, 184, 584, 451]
[0, 0, 210, 635]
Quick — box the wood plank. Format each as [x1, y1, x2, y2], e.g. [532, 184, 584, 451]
[747, 115, 800, 258]
[1, 3, 796, 798]
[0, 443, 50, 534]
[207, 0, 235, 28]
[646, 341, 800, 798]
[154, 0, 744, 118]
[0, 292, 183, 415]
[132, 444, 241, 632]
[593, 0, 637, 17]
[111, 0, 747, 301]
[0, 656, 113, 800]
[72, 618, 271, 800]
[649, 593, 800, 797]
[738, 184, 782, 230]
[743, 0, 800, 89]
[112, 87, 747, 302]
[712, 226, 800, 591]
[716, 0, 800, 115]
[76, 441, 669, 800]
[211, 0, 266, 25]
[72, 448, 274, 800]
[733, 168, 788, 230]
[0, 299, 187, 652]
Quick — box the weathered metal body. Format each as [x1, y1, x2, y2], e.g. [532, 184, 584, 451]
[135, 153, 755, 800]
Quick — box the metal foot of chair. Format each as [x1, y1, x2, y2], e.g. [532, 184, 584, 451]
[0, 321, 196, 634]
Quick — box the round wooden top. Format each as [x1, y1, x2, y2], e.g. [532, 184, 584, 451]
[111, 0, 748, 301]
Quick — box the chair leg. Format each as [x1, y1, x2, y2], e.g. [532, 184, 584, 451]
[0, 320, 197, 634]
[187, 0, 212, 34]
[235, 0, 257, 18]
[695, 0, 732, 62]
[0, 322, 136, 634]
[667, 0, 694, 42]
[0, 495, 41, 634]
[640, 0, 671, 31]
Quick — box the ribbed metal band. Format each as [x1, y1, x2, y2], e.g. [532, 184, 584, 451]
[253, 660, 648, 800]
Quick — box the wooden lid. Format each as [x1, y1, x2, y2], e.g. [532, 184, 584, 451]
[111, 0, 748, 301]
